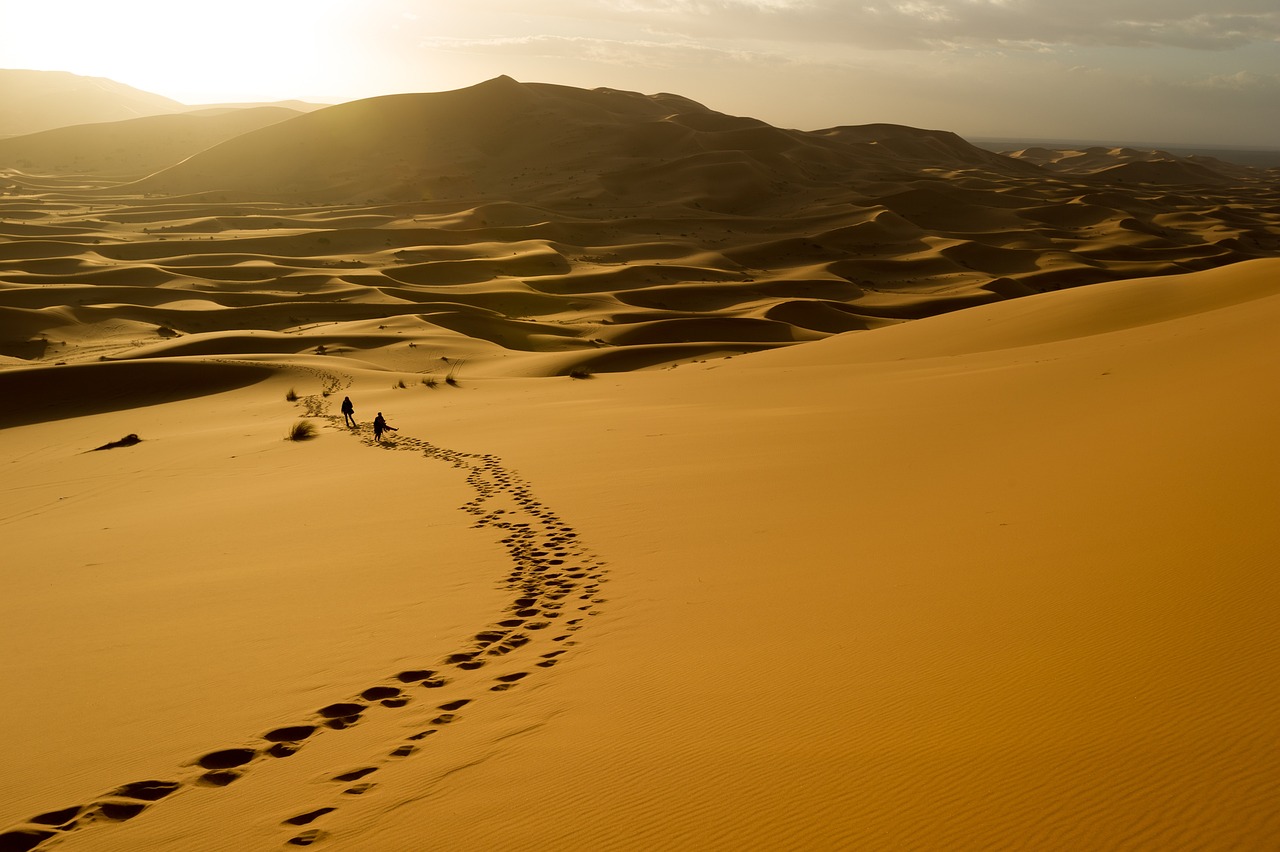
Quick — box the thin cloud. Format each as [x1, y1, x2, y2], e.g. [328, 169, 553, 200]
[473, 0, 1280, 51]
[420, 33, 790, 70]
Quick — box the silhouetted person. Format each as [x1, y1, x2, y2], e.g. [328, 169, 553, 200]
[373, 411, 397, 442]
[341, 396, 356, 428]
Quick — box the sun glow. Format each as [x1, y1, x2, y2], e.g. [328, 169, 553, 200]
[2, 0, 368, 103]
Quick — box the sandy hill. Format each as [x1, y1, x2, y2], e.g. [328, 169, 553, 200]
[0, 77, 1277, 378]
[0, 107, 302, 179]
[130, 76, 1041, 210]
[1003, 144, 1262, 183]
[1, 258, 1278, 850]
[0, 69, 187, 137]
[3, 73, 1280, 851]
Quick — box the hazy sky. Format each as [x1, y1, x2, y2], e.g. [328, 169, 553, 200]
[4, 0, 1278, 146]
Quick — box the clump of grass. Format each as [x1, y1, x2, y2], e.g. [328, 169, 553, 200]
[568, 368, 593, 380]
[287, 420, 317, 441]
[395, 379, 407, 389]
[422, 376, 438, 389]
[285, 388, 298, 401]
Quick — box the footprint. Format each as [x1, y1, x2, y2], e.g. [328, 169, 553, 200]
[495, 672, 528, 683]
[0, 829, 56, 851]
[95, 801, 147, 821]
[438, 699, 471, 711]
[27, 805, 82, 827]
[318, 703, 365, 728]
[264, 725, 317, 743]
[198, 748, 256, 770]
[332, 767, 377, 783]
[359, 686, 401, 701]
[390, 745, 416, 757]
[283, 808, 335, 827]
[111, 780, 180, 802]
[197, 770, 241, 787]
[444, 652, 477, 664]
[397, 669, 436, 683]
[286, 828, 327, 846]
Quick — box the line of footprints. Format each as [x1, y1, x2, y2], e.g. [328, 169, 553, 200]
[0, 398, 607, 852]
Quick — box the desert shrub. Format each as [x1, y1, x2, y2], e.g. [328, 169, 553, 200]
[285, 388, 298, 401]
[287, 420, 316, 441]
[568, 368, 593, 380]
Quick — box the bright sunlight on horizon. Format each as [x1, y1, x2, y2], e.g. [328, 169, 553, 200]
[3, 0, 1279, 146]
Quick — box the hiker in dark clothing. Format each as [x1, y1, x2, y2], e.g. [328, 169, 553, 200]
[373, 411, 397, 442]
[341, 396, 356, 428]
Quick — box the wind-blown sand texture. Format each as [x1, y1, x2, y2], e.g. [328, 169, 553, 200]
[2, 77, 1279, 850]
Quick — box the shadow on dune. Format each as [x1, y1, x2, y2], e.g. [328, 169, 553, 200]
[0, 360, 273, 428]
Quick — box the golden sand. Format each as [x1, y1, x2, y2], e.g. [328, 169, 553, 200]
[2, 78, 1278, 850]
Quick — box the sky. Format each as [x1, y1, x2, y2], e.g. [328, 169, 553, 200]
[2, 0, 1278, 147]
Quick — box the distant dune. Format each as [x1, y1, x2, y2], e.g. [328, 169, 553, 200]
[0, 107, 301, 178]
[0, 69, 325, 139]
[3, 74, 1280, 852]
[1, 76, 1276, 377]
[0, 69, 188, 137]
[130, 76, 1045, 207]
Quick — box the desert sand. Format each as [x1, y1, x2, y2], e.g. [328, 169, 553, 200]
[2, 77, 1279, 851]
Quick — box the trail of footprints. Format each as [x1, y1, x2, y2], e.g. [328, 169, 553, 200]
[0, 396, 607, 852]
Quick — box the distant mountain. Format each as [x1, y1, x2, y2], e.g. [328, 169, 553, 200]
[131, 75, 1042, 209]
[0, 69, 327, 138]
[0, 69, 186, 136]
[0, 107, 302, 178]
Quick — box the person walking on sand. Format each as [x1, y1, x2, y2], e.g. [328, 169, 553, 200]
[373, 411, 397, 442]
[340, 396, 356, 428]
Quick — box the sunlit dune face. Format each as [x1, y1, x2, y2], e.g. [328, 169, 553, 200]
[4, 0, 364, 103]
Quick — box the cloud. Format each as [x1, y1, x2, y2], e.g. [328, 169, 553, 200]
[473, 0, 1280, 51]
[420, 33, 790, 70]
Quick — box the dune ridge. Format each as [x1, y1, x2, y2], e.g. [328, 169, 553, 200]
[2, 77, 1277, 378]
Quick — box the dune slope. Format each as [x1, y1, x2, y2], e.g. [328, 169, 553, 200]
[1, 260, 1277, 850]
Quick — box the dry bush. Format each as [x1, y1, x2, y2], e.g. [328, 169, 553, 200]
[287, 420, 317, 441]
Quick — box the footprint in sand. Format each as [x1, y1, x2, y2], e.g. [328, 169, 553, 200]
[1, 392, 608, 851]
[283, 807, 334, 827]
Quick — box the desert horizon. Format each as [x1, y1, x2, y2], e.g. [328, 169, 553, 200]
[3, 52, 1280, 852]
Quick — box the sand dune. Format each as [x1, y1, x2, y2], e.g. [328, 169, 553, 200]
[3, 76, 1280, 850]
[0, 70, 186, 138]
[0, 79, 1270, 378]
[0, 108, 301, 179]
